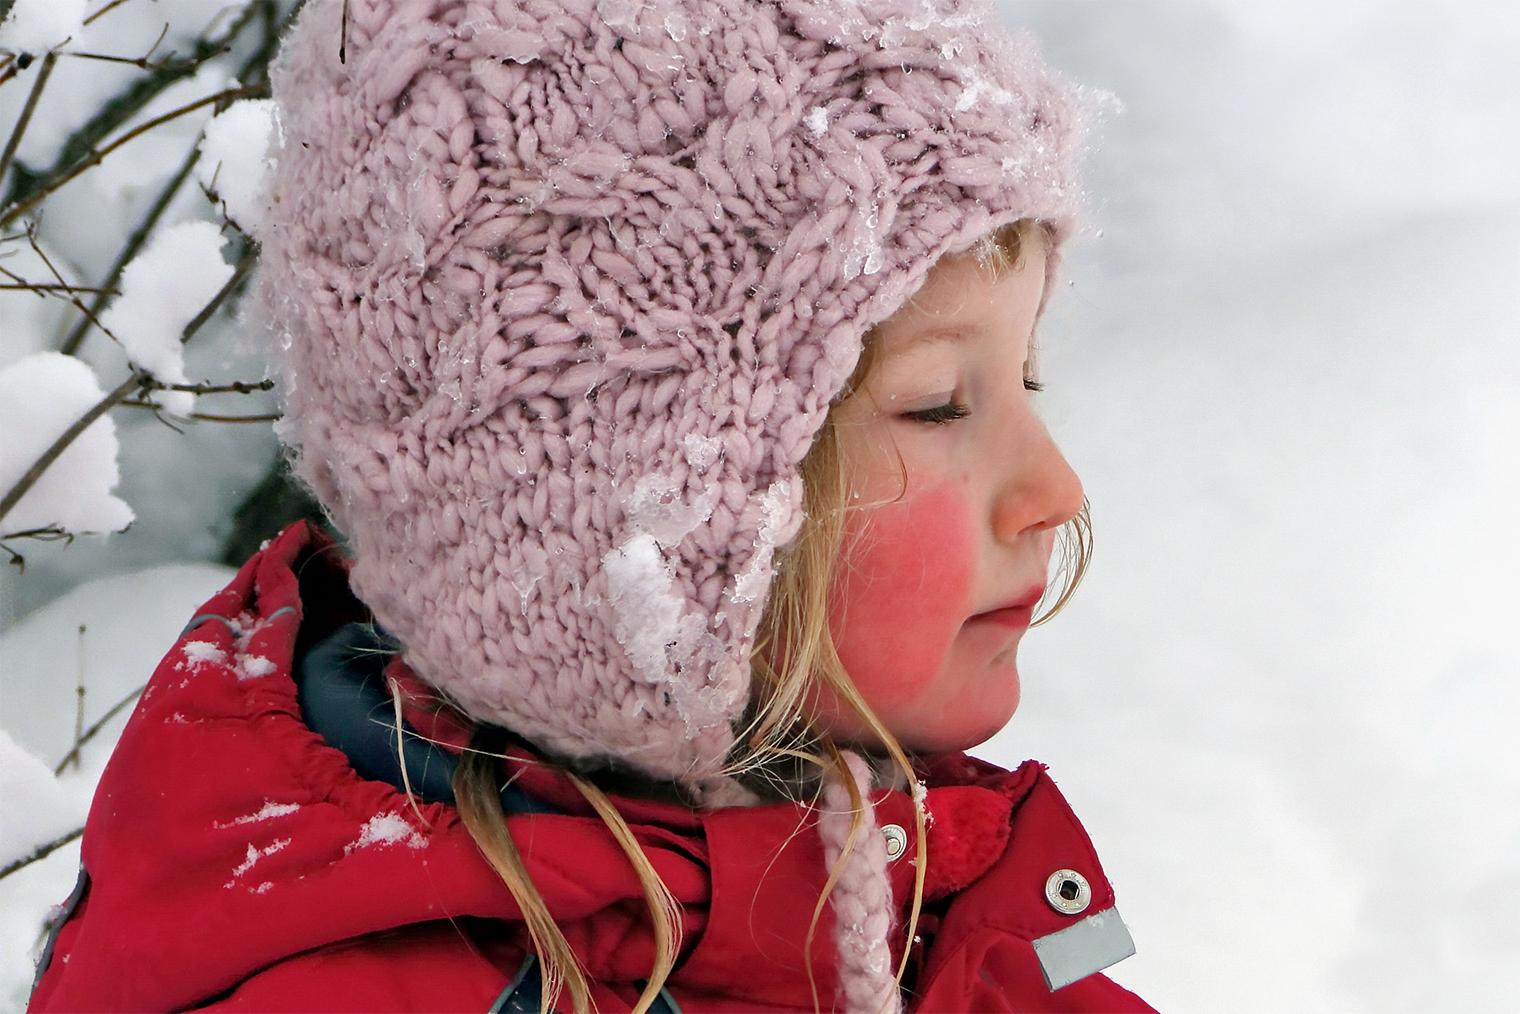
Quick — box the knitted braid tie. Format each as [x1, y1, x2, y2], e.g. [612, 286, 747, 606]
[819, 751, 903, 1014]
[260, 0, 1079, 793]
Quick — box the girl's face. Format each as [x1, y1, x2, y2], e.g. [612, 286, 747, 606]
[814, 238, 1085, 754]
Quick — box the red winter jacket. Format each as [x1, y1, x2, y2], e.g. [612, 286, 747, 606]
[29, 523, 1154, 1013]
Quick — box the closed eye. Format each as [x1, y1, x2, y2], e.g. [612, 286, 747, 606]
[903, 400, 971, 424]
[1024, 377, 1044, 392]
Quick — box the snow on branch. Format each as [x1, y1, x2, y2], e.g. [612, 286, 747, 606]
[99, 221, 234, 415]
[0, 354, 134, 540]
[0, 0, 86, 55]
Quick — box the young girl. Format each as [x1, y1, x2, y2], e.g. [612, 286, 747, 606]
[30, 1, 1154, 1011]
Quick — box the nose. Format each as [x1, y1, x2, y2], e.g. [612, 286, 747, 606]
[989, 412, 1085, 545]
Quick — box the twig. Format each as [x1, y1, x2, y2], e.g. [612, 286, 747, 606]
[0, 83, 268, 231]
[23, 222, 124, 347]
[71, 624, 87, 772]
[57, 145, 200, 355]
[140, 377, 273, 395]
[0, 51, 57, 191]
[0, 525, 74, 569]
[181, 240, 258, 344]
[0, 282, 117, 292]
[0, 370, 146, 529]
[63, 46, 230, 74]
[0, 827, 84, 882]
[118, 402, 281, 423]
[83, 0, 136, 28]
[1, 1, 263, 214]
[53, 683, 144, 776]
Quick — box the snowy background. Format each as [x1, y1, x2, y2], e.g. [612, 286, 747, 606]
[1, 1, 1517, 1011]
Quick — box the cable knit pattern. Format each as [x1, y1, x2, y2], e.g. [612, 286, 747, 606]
[819, 751, 902, 1014]
[257, 0, 1079, 791]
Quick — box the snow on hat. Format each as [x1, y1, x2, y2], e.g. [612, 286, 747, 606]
[258, 0, 1079, 794]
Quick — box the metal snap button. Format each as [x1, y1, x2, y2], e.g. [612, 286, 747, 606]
[1044, 869, 1091, 915]
[881, 824, 907, 860]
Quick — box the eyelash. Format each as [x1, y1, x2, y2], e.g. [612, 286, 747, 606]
[901, 378, 1044, 424]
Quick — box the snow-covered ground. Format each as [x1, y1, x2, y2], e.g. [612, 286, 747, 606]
[1, 2, 1516, 1011]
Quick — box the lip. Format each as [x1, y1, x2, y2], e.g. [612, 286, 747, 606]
[966, 585, 1046, 630]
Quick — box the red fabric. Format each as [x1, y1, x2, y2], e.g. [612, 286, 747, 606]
[29, 523, 1154, 1014]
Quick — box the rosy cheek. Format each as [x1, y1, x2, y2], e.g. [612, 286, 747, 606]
[828, 483, 974, 710]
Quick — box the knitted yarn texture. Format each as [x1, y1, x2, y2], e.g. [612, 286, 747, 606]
[818, 751, 903, 1014]
[258, 0, 1080, 793]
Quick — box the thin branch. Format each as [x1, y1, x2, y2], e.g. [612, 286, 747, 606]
[181, 240, 258, 344]
[83, 0, 136, 28]
[0, 524, 73, 546]
[0, 83, 267, 231]
[188, 411, 280, 423]
[0, 51, 57, 190]
[0, 370, 146, 529]
[1, 1, 263, 214]
[0, 282, 116, 292]
[119, 402, 280, 423]
[140, 377, 273, 395]
[57, 145, 200, 355]
[23, 221, 124, 347]
[0, 827, 84, 882]
[62, 46, 230, 74]
[53, 683, 144, 776]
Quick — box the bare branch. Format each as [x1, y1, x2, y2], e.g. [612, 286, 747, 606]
[1, 1, 264, 216]
[181, 240, 258, 344]
[22, 221, 124, 347]
[0, 83, 268, 231]
[61, 44, 232, 74]
[53, 683, 144, 776]
[57, 144, 200, 355]
[140, 377, 273, 395]
[0, 827, 84, 882]
[0, 51, 57, 191]
[0, 282, 117, 292]
[83, 0, 136, 28]
[119, 402, 280, 422]
[0, 370, 146, 530]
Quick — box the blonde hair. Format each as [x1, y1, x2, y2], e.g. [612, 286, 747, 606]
[451, 218, 1091, 1013]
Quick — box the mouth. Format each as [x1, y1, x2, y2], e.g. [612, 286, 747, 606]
[965, 585, 1046, 631]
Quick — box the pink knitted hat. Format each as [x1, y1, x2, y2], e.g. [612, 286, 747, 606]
[258, 0, 1080, 796]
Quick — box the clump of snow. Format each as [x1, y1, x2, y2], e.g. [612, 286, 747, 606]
[238, 655, 277, 680]
[622, 473, 714, 549]
[344, 812, 427, 854]
[731, 481, 791, 603]
[0, 730, 89, 871]
[98, 221, 234, 417]
[0, 0, 86, 52]
[224, 837, 289, 886]
[213, 800, 300, 829]
[181, 640, 226, 667]
[0, 353, 133, 537]
[681, 432, 723, 473]
[804, 106, 830, 136]
[602, 534, 680, 682]
[197, 99, 277, 231]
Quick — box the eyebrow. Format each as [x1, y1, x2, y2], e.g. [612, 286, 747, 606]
[889, 324, 980, 352]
